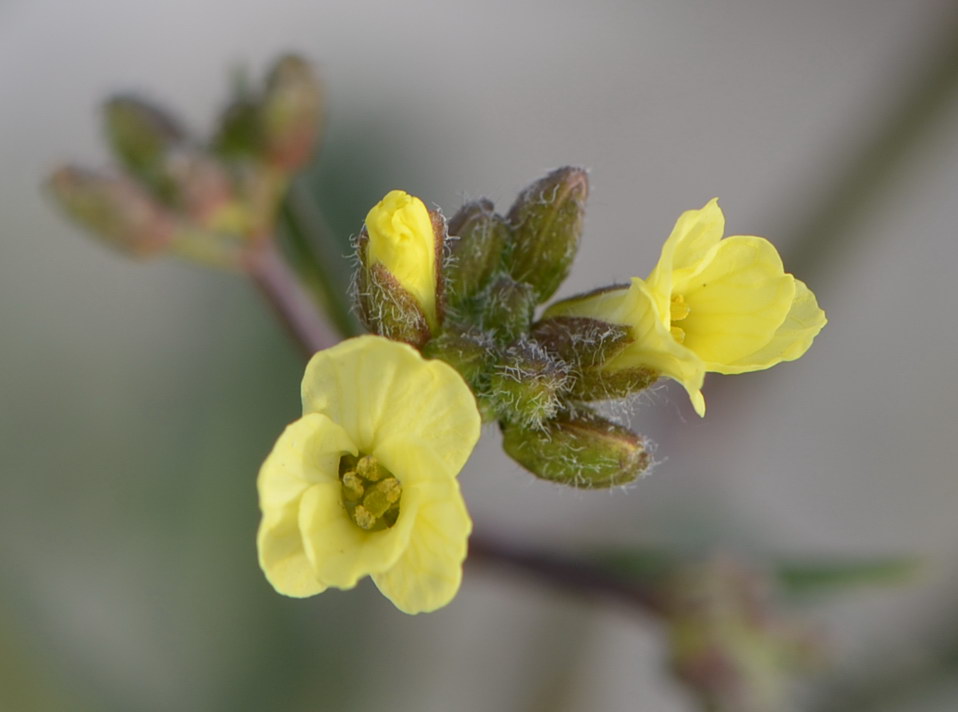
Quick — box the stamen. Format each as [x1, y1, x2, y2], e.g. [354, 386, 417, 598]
[352, 505, 377, 530]
[340, 471, 364, 501]
[339, 454, 403, 532]
[671, 294, 690, 321]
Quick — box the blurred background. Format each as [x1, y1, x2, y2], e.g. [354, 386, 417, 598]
[3, 0, 958, 710]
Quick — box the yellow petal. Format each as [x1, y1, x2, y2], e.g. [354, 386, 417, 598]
[365, 190, 438, 329]
[298, 479, 423, 590]
[609, 279, 707, 416]
[673, 236, 795, 370]
[719, 278, 827, 374]
[301, 336, 480, 478]
[543, 281, 706, 415]
[257, 413, 356, 512]
[256, 413, 356, 597]
[257, 506, 327, 597]
[647, 198, 725, 316]
[372, 479, 472, 614]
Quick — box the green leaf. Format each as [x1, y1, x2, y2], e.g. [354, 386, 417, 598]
[773, 556, 921, 598]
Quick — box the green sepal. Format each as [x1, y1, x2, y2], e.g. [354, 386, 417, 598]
[103, 95, 185, 201]
[445, 199, 509, 305]
[480, 275, 537, 345]
[488, 339, 570, 428]
[355, 256, 431, 347]
[503, 166, 588, 303]
[531, 315, 656, 399]
[501, 407, 650, 488]
[213, 95, 263, 162]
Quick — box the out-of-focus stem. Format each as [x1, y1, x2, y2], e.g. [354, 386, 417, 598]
[468, 535, 667, 616]
[244, 239, 338, 356]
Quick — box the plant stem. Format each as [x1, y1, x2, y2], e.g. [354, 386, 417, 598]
[244, 239, 664, 618]
[245, 240, 338, 356]
[468, 535, 667, 615]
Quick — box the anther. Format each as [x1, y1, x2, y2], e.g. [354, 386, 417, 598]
[671, 294, 690, 321]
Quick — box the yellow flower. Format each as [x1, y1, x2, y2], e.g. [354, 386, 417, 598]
[256, 335, 481, 614]
[545, 199, 826, 416]
[364, 190, 440, 330]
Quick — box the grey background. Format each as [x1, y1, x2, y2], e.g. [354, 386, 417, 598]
[2, 1, 958, 710]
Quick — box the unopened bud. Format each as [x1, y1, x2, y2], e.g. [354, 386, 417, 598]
[481, 275, 537, 345]
[504, 167, 588, 303]
[103, 95, 184, 199]
[502, 408, 650, 488]
[532, 314, 656, 399]
[356, 190, 445, 345]
[213, 93, 262, 161]
[489, 339, 570, 428]
[445, 199, 508, 305]
[666, 557, 824, 712]
[164, 149, 244, 233]
[47, 166, 176, 257]
[261, 55, 323, 172]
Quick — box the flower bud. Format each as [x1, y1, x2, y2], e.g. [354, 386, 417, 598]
[164, 149, 244, 232]
[489, 339, 570, 428]
[444, 199, 508, 305]
[531, 313, 657, 400]
[47, 166, 176, 257]
[504, 167, 588, 303]
[501, 408, 650, 488]
[356, 190, 445, 345]
[480, 275, 537, 345]
[103, 95, 185, 199]
[261, 55, 323, 172]
[665, 557, 823, 712]
[213, 93, 263, 162]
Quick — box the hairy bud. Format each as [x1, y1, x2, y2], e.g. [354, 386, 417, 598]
[356, 190, 445, 345]
[444, 199, 508, 305]
[503, 166, 588, 303]
[481, 275, 537, 345]
[489, 339, 570, 428]
[532, 314, 656, 399]
[501, 408, 650, 488]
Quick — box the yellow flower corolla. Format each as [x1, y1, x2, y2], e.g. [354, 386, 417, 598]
[545, 199, 826, 416]
[256, 335, 481, 614]
[365, 190, 439, 330]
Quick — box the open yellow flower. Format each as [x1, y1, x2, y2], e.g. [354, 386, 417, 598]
[364, 190, 440, 330]
[545, 199, 826, 416]
[257, 335, 481, 614]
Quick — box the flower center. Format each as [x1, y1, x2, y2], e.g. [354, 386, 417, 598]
[339, 454, 403, 532]
[670, 293, 690, 344]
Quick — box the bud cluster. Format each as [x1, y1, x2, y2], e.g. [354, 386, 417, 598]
[354, 168, 653, 488]
[48, 55, 322, 267]
[663, 557, 823, 712]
